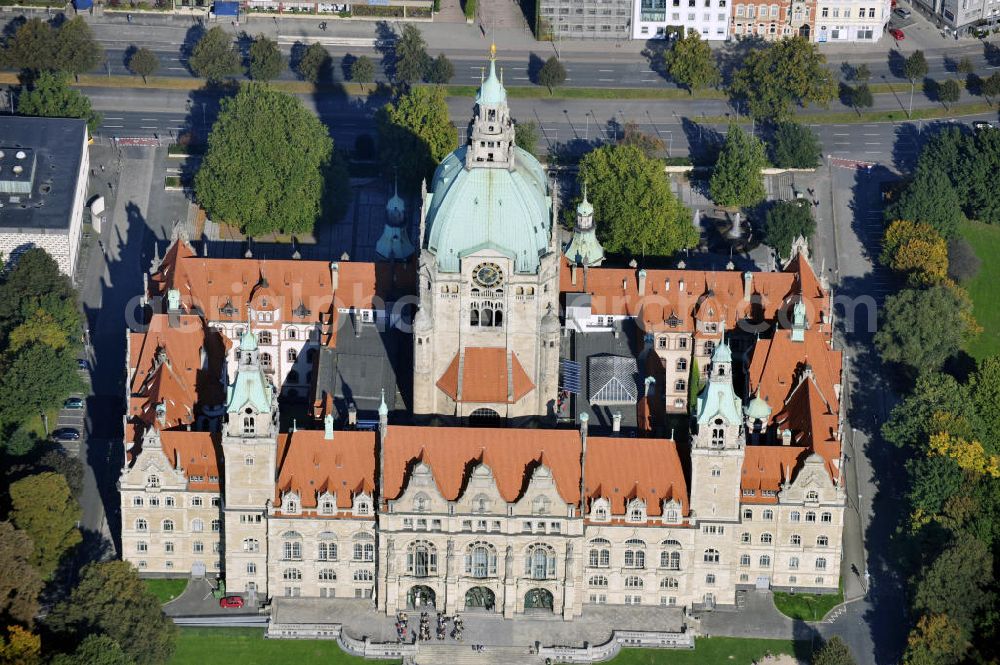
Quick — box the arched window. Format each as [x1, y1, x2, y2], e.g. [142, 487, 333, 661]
[588, 538, 611, 568]
[740, 553, 750, 567]
[790, 534, 801, 546]
[259, 331, 272, 345]
[283, 568, 302, 581]
[743, 508, 754, 520]
[243, 538, 259, 553]
[283, 531, 303, 560]
[164, 496, 175, 508]
[741, 531, 751, 544]
[465, 541, 498, 578]
[817, 535, 829, 547]
[162, 519, 174, 532]
[260, 352, 272, 370]
[318, 540, 338, 561]
[675, 379, 686, 391]
[353, 533, 375, 562]
[760, 533, 773, 544]
[470, 309, 479, 326]
[147, 474, 160, 488]
[664, 509, 679, 523]
[703, 549, 720, 564]
[135, 518, 148, 531]
[191, 518, 204, 532]
[525, 544, 556, 580]
[711, 466, 721, 477]
[806, 490, 819, 501]
[481, 307, 493, 327]
[407, 540, 438, 577]
[589, 575, 608, 587]
[660, 550, 681, 570]
[318, 569, 336, 581]
[676, 358, 687, 371]
[287, 328, 297, 340]
[821, 512, 833, 523]
[805, 511, 817, 523]
[243, 415, 256, 435]
[711, 428, 725, 447]
[763, 509, 774, 520]
[790, 511, 801, 522]
[815, 557, 827, 570]
[790, 556, 800, 569]
[624, 576, 643, 589]
[624, 539, 646, 569]
[660, 577, 679, 589]
[627, 500, 645, 522]
[320, 497, 335, 515]
[759, 554, 771, 567]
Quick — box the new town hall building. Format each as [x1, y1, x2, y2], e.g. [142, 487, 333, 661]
[118, 54, 847, 617]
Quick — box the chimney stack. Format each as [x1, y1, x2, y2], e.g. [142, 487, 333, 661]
[329, 262, 339, 292]
[612, 411, 622, 434]
[638, 269, 647, 296]
[781, 428, 792, 446]
[324, 413, 334, 440]
[348, 403, 357, 427]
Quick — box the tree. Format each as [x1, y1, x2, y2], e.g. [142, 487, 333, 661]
[426, 53, 454, 84]
[850, 83, 874, 115]
[296, 43, 332, 84]
[578, 143, 697, 257]
[663, 29, 719, 93]
[195, 84, 334, 236]
[9, 472, 80, 579]
[882, 371, 972, 449]
[514, 119, 540, 156]
[537, 56, 567, 92]
[0, 344, 83, 428]
[2, 428, 40, 458]
[0, 248, 81, 346]
[188, 26, 240, 84]
[0, 523, 43, 627]
[957, 56, 974, 74]
[53, 16, 103, 80]
[875, 285, 968, 374]
[904, 613, 969, 665]
[248, 35, 283, 82]
[946, 236, 980, 283]
[936, 78, 961, 110]
[376, 85, 457, 190]
[963, 125, 1000, 224]
[50, 635, 133, 665]
[393, 24, 429, 86]
[913, 533, 994, 635]
[688, 357, 701, 413]
[126, 47, 159, 84]
[709, 124, 767, 208]
[904, 50, 929, 83]
[349, 54, 375, 89]
[886, 166, 964, 239]
[728, 37, 836, 120]
[880, 220, 948, 285]
[46, 561, 177, 665]
[854, 63, 871, 82]
[8, 308, 72, 351]
[813, 636, 857, 665]
[17, 71, 101, 133]
[35, 448, 85, 497]
[0, 625, 40, 665]
[764, 200, 816, 258]
[982, 71, 1000, 104]
[769, 121, 821, 168]
[619, 122, 664, 157]
[2, 18, 56, 73]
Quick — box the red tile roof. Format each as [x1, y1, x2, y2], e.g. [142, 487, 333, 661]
[275, 430, 376, 511]
[585, 436, 688, 517]
[436, 348, 534, 404]
[159, 431, 222, 491]
[740, 445, 809, 504]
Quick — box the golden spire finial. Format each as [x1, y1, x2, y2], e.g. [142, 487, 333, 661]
[489, 42, 497, 60]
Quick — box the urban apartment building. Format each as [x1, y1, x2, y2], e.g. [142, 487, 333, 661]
[912, 0, 999, 34]
[631, 0, 733, 40]
[812, 0, 890, 41]
[119, 55, 846, 616]
[536, 0, 633, 40]
[0, 116, 89, 277]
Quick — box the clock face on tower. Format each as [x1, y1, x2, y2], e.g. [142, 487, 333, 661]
[473, 262, 504, 288]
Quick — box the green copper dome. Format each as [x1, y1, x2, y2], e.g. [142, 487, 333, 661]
[424, 146, 551, 273]
[744, 393, 772, 421]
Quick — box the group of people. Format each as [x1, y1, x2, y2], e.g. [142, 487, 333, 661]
[394, 612, 466, 643]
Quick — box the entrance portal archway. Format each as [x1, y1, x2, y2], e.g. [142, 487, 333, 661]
[523, 588, 554, 611]
[465, 586, 496, 611]
[407, 585, 436, 609]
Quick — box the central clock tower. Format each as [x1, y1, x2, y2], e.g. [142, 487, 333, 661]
[410, 48, 561, 422]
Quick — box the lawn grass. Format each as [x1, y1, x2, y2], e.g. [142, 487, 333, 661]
[610, 637, 803, 664]
[772, 588, 844, 621]
[23, 407, 60, 439]
[958, 220, 1000, 361]
[144, 578, 189, 604]
[170, 628, 398, 665]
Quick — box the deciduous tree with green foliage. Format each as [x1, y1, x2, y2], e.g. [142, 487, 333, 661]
[813, 636, 857, 665]
[9, 472, 80, 579]
[578, 143, 697, 257]
[886, 165, 964, 239]
[53, 16, 103, 80]
[2, 18, 56, 73]
[904, 50, 929, 83]
[393, 24, 429, 86]
[912, 533, 994, 637]
[956, 56, 974, 74]
[936, 78, 961, 109]
[663, 29, 719, 93]
[537, 56, 567, 92]
[126, 47, 159, 84]
[17, 70, 101, 133]
[376, 85, 457, 190]
[850, 82, 874, 115]
[874, 285, 971, 374]
[50, 635, 133, 665]
[297, 42, 332, 84]
[0, 344, 83, 429]
[904, 613, 969, 665]
[514, 119, 539, 156]
[688, 357, 701, 413]
[349, 54, 375, 89]
[0, 522, 43, 627]
[769, 121, 821, 168]
[710, 124, 767, 207]
[727, 36, 836, 120]
[195, 83, 335, 236]
[426, 53, 454, 84]
[46, 561, 177, 665]
[880, 220, 948, 285]
[763, 200, 815, 258]
[188, 26, 241, 84]
[853, 63, 871, 82]
[248, 35, 284, 82]
[982, 71, 1000, 104]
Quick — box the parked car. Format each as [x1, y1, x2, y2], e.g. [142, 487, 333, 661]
[52, 428, 81, 442]
[63, 397, 85, 410]
[889, 27, 906, 39]
[76, 359, 91, 371]
[219, 596, 245, 609]
[973, 120, 995, 131]
[894, 7, 912, 17]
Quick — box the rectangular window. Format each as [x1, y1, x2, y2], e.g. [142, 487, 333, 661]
[821, 7, 828, 16]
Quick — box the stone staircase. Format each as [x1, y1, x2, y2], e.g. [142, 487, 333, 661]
[414, 644, 544, 665]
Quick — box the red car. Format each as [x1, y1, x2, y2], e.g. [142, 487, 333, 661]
[889, 28, 905, 39]
[219, 596, 244, 609]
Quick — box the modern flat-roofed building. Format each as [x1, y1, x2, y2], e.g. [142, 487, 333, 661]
[0, 116, 89, 277]
[537, 0, 633, 40]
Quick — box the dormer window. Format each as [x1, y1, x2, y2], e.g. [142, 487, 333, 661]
[283, 493, 300, 514]
[354, 494, 372, 516]
[147, 474, 160, 488]
[532, 496, 551, 516]
[319, 494, 336, 515]
[591, 498, 610, 521]
[806, 490, 819, 502]
[626, 499, 646, 522]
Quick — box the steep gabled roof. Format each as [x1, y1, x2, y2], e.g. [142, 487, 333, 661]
[274, 430, 376, 511]
[585, 437, 688, 517]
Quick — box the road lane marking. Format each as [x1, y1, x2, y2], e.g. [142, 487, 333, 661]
[141, 126, 158, 129]
[104, 125, 124, 128]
